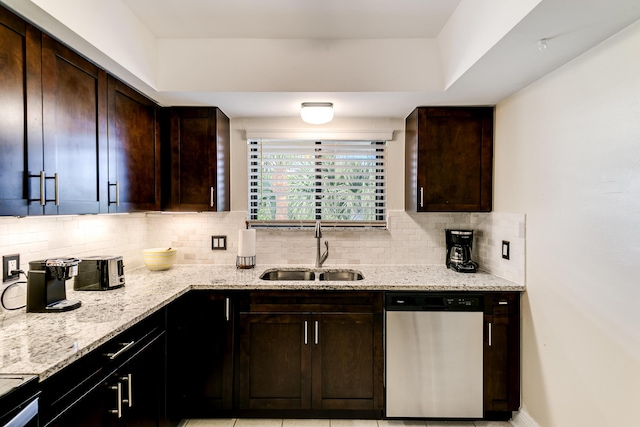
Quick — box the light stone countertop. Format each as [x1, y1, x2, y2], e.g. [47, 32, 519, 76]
[0, 264, 524, 381]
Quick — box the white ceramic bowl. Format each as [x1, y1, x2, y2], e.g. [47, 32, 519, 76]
[142, 248, 177, 271]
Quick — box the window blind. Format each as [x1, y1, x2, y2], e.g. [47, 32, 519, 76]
[249, 140, 386, 226]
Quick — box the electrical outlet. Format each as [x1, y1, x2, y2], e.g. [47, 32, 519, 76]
[3, 254, 20, 282]
[501, 241, 510, 260]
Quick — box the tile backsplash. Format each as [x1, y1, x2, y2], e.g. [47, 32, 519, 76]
[0, 210, 525, 299]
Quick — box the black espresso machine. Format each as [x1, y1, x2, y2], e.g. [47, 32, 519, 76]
[445, 229, 479, 273]
[26, 258, 82, 312]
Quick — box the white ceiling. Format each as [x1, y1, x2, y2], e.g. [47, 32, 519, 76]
[5, 0, 640, 119]
[121, 0, 462, 39]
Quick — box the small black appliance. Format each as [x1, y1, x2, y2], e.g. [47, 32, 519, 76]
[74, 256, 125, 291]
[26, 258, 82, 312]
[445, 229, 478, 273]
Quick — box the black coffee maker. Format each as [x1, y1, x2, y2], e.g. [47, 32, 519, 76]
[445, 229, 478, 273]
[27, 258, 82, 312]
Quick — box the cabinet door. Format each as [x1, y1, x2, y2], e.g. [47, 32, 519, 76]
[41, 34, 108, 215]
[120, 330, 166, 427]
[238, 313, 311, 410]
[406, 107, 493, 212]
[47, 384, 118, 427]
[312, 313, 383, 411]
[163, 107, 230, 212]
[107, 75, 160, 212]
[167, 292, 234, 418]
[484, 293, 520, 417]
[0, 8, 42, 216]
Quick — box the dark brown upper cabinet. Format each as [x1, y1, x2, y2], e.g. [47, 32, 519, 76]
[0, 7, 34, 216]
[39, 34, 108, 215]
[405, 107, 494, 212]
[162, 107, 230, 212]
[107, 75, 161, 212]
[0, 7, 108, 217]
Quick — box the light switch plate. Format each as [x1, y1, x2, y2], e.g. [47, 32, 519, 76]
[502, 241, 510, 260]
[211, 236, 227, 250]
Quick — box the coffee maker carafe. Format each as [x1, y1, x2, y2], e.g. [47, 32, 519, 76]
[27, 258, 82, 312]
[445, 229, 478, 273]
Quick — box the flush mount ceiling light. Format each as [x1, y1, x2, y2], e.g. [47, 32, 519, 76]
[300, 102, 334, 124]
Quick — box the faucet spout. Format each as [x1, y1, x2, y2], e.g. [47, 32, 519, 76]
[315, 220, 329, 267]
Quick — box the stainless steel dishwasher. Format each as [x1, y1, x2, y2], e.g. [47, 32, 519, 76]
[385, 292, 484, 419]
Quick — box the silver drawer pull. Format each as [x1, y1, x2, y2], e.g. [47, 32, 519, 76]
[106, 341, 135, 360]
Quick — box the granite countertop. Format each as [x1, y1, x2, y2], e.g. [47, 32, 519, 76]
[0, 264, 524, 381]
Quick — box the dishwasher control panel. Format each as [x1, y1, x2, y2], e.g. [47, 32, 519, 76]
[385, 292, 483, 311]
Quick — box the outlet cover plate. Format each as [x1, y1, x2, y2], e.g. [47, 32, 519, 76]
[501, 241, 510, 260]
[3, 254, 20, 282]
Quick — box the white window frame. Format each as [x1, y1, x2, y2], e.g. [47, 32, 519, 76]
[248, 139, 386, 228]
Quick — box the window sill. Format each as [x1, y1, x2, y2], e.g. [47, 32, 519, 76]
[248, 220, 387, 231]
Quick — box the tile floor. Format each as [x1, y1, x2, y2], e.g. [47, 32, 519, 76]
[180, 419, 512, 427]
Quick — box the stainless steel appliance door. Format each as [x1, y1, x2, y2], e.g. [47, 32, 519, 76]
[385, 311, 483, 418]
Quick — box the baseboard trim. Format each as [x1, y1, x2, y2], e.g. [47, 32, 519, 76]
[510, 409, 540, 427]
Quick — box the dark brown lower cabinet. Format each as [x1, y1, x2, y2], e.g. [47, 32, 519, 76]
[167, 291, 235, 420]
[40, 312, 167, 427]
[484, 292, 521, 420]
[237, 291, 384, 418]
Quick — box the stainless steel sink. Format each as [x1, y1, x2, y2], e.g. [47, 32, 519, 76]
[318, 270, 364, 281]
[259, 268, 364, 281]
[259, 269, 315, 281]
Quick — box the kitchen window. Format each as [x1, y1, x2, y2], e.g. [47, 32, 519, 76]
[248, 139, 386, 227]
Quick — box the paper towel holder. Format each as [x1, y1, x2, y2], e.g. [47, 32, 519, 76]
[236, 255, 256, 269]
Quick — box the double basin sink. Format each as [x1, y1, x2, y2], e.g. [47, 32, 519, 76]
[260, 268, 364, 282]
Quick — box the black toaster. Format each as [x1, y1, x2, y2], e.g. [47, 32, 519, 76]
[74, 256, 125, 291]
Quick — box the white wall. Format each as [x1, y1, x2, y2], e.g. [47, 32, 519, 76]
[495, 19, 640, 427]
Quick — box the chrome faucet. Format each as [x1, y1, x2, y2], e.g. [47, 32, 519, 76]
[315, 220, 329, 268]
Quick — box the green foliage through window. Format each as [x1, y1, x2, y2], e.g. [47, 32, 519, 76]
[249, 140, 385, 222]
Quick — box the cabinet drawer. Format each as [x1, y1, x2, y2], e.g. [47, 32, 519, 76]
[244, 291, 380, 313]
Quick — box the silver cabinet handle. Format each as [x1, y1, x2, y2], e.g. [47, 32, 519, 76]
[304, 321, 308, 345]
[488, 322, 492, 347]
[315, 320, 319, 345]
[420, 186, 424, 208]
[210, 187, 214, 207]
[109, 383, 122, 418]
[109, 181, 121, 206]
[54, 173, 59, 205]
[225, 297, 230, 322]
[106, 341, 135, 360]
[39, 171, 46, 205]
[120, 374, 132, 407]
